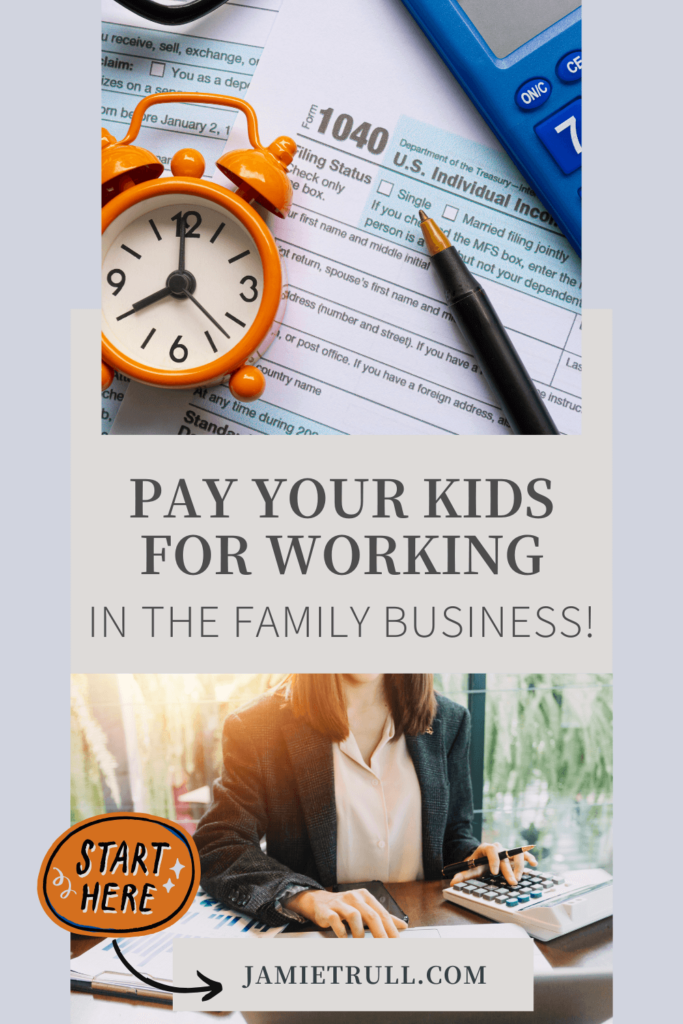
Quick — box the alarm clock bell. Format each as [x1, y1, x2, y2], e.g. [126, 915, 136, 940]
[102, 126, 163, 207]
[101, 93, 296, 405]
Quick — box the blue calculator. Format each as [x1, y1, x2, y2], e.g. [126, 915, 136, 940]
[400, 1, 582, 254]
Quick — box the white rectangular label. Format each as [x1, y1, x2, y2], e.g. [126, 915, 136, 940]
[172, 935, 534, 1012]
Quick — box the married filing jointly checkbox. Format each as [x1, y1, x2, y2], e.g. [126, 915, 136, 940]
[443, 205, 459, 221]
[377, 180, 394, 196]
[150, 61, 166, 77]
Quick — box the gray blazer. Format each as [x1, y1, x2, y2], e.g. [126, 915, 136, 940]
[194, 690, 479, 926]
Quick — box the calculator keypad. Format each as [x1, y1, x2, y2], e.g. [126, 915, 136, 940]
[450, 869, 567, 912]
[512, 48, 582, 207]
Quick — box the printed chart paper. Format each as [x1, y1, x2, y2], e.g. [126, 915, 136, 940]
[100, 0, 282, 431]
[112, 0, 582, 437]
[70, 888, 284, 998]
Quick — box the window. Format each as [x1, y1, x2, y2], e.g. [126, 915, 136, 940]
[436, 673, 613, 873]
[72, 672, 612, 873]
[70, 674, 284, 830]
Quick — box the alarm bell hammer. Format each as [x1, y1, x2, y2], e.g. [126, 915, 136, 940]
[101, 93, 296, 216]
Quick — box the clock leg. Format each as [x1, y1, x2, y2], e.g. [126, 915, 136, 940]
[102, 361, 115, 391]
[229, 365, 266, 402]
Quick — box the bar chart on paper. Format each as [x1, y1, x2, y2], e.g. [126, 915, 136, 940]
[70, 889, 284, 998]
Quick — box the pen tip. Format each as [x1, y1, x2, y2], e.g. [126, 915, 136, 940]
[418, 210, 450, 255]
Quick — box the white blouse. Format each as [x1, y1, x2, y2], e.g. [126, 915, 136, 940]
[333, 716, 424, 883]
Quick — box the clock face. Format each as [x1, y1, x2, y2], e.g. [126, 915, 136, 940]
[102, 192, 266, 373]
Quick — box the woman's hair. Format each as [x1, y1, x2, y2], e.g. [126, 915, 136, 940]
[278, 674, 437, 741]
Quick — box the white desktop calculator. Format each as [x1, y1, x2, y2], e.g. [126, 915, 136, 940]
[443, 867, 612, 942]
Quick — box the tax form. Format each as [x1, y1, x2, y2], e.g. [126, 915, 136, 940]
[111, 0, 582, 436]
[100, 0, 282, 431]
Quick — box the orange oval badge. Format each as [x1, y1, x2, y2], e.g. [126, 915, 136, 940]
[38, 813, 201, 937]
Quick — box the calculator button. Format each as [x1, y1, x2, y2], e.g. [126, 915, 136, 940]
[482, 892, 498, 901]
[535, 98, 582, 174]
[529, 890, 543, 899]
[556, 50, 582, 83]
[517, 894, 530, 903]
[515, 77, 552, 111]
[495, 896, 509, 904]
[541, 881, 554, 890]
[453, 883, 468, 890]
[552, 877, 566, 884]
[505, 898, 519, 907]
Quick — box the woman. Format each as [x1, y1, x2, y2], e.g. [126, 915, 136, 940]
[194, 674, 535, 938]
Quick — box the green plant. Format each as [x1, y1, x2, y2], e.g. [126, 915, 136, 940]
[70, 675, 121, 822]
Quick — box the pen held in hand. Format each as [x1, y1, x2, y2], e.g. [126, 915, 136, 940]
[418, 210, 559, 435]
[442, 845, 536, 878]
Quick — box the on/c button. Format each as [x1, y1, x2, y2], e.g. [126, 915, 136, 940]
[515, 77, 552, 111]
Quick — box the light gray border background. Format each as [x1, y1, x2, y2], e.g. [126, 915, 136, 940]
[3, 2, 680, 1023]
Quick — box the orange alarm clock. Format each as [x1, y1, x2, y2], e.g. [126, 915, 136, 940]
[101, 93, 295, 401]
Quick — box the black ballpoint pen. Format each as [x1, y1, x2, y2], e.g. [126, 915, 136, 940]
[418, 210, 559, 435]
[114, 1, 227, 28]
[442, 845, 536, 878]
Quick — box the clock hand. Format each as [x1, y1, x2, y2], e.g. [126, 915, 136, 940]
[178, 211, 186, 274]
[116, 286, 172, 320]
[181, 289, 232, 340]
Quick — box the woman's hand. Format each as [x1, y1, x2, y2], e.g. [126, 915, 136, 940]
[283, 888, 409, 938]
[451, 843, 537, 887]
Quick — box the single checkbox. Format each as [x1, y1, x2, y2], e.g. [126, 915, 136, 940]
[443, 205, 459, 221]
[150, 61, 166, 77]
[377, 180, 393, 196]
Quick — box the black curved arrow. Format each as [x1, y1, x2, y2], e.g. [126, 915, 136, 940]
[112, 939, 223, 1002]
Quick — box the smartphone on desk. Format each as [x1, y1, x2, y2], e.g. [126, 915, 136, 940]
[332, 881, 409, 924]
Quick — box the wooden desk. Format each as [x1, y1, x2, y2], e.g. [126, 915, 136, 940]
[71, 880, 612, 1022]
[71, 878, 612, 969]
